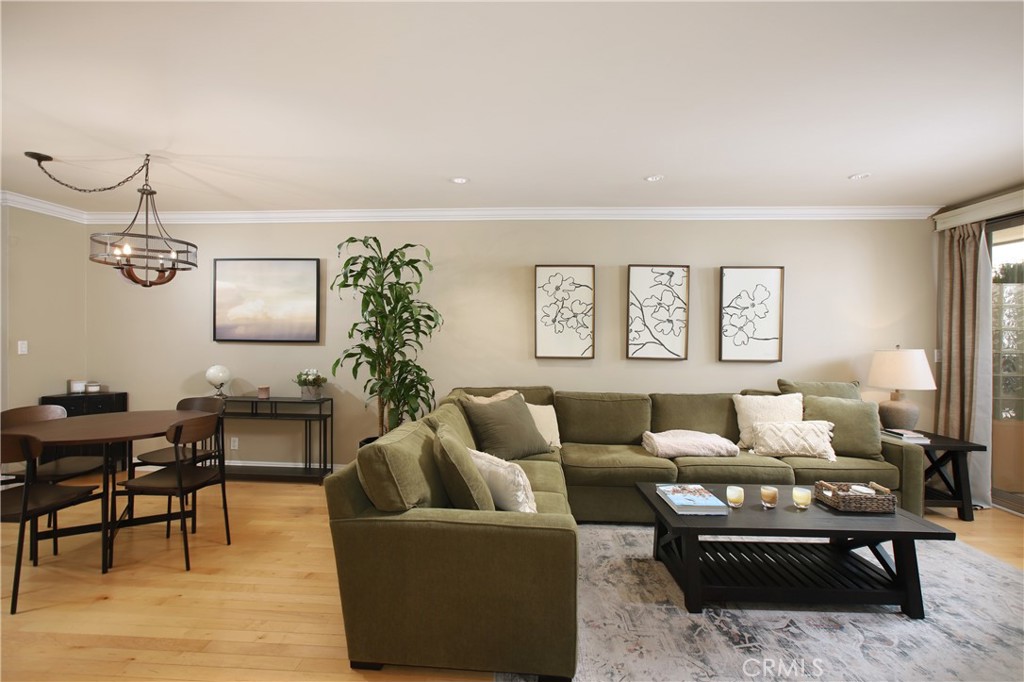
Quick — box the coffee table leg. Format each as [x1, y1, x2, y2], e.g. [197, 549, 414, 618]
[893, 538, 924, 619]
[681, 533, 703, 614]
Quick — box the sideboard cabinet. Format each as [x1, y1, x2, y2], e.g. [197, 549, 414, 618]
[39, 391, 129, 464]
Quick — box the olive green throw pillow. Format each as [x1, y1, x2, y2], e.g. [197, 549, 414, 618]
[779, 379, 861, 400]
[431, 423, 495, 511]
[803, 395, 882, 460]
[461, 392, 551, 460]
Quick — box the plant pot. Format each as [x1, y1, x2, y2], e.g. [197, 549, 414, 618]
[300, 385, 322, 401]
[358, 435, 379, 449]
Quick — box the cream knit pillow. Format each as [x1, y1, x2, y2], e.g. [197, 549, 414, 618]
[751, 420, 836, 461]
[732, 392, 804, 449]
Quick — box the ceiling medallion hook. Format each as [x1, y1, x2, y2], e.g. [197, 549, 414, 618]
[25, 151, 197, 287]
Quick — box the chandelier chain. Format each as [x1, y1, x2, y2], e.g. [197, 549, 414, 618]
[33, 154, 151, 194]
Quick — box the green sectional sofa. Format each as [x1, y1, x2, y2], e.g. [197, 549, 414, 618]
[324, 383, 926, 679]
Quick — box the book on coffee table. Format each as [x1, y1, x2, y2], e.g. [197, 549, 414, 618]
[655, 484, 728, 515]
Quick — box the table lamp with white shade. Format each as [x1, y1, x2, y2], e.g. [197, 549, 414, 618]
[205, 365, 231, 397]
[867, 345, 936, 430]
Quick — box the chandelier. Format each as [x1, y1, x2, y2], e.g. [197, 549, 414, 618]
[25, 151, 198, 288]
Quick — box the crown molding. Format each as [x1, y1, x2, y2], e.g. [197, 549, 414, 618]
[1, 192, 941, 225]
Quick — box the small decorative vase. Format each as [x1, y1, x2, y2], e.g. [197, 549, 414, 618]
[300, 385, 322, 401]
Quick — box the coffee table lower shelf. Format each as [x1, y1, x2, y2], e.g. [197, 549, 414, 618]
[657, 536, 904, 613]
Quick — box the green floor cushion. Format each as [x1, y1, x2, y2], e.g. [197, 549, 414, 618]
[782, 455, 901, 489]
[561, 443, 677, 486]
[803, 395, 883, 460]
[674, 451, 795, 485]
[555, 392, 651, 445]
[517, 459, 569, 496]
[650, 393, 740, 442]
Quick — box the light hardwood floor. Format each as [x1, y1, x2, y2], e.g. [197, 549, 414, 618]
[2, 480, 1021, 681]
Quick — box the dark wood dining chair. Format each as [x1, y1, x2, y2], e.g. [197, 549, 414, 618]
[1, 433, 101, 614]
[1, 405, 104, 558]
[118, 413, 230, 570]
[131, 396, 225, 536]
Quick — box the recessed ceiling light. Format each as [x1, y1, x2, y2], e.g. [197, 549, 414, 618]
[644, 174, 665, 183]
[847, 172, 872, 181]
[449, 177, 470, 184]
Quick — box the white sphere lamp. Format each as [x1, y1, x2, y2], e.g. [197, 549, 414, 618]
[205, 365, 231, 397]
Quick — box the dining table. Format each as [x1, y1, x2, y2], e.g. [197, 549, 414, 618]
[2, 409, 211, 573]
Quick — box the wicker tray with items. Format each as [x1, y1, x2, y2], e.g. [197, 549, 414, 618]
[814, 481, 897, 514]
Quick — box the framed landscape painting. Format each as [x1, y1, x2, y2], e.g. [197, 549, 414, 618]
[719, 266, 784, 362]
[627, 264, 689, 360]
[214, 258, 321, 342]
[535, 265, 595, 359]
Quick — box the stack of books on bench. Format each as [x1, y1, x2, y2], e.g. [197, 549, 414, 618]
[882, 428, 931, 444]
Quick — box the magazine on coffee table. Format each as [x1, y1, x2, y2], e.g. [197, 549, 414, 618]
[655, 484, 729, 515]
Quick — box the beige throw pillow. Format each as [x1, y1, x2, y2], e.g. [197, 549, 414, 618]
[467, 448, 538, 513]
[732, 392, 804, 449]
[464, 389, 519, 404]
[525, 403, 561, 448]
[751, 420, 836, 461]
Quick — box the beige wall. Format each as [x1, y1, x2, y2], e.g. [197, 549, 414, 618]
[1, 208, 939, 466]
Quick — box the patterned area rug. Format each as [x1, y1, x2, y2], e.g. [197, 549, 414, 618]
[498, 524, 1023, 682]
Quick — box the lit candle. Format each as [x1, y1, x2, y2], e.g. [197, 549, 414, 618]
[792, 486, 812, 509]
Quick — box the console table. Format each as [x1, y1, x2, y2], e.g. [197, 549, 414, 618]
[915, 430, 986, 521]
[222, 396, 333, 483]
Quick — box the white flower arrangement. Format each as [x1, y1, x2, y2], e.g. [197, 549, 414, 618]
[293, 368, 327, 387]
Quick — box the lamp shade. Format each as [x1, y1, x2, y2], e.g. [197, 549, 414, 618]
[867, 348, 936, 391]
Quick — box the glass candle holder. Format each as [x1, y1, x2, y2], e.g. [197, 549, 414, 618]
[726, 486, 744, 508]
[760, 485, 778, 509]
[792, 486, 812, 509]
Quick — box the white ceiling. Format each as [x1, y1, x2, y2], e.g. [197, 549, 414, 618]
[2, 1, 1022, 218]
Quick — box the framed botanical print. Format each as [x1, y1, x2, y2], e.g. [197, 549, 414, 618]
[719, 266, 784, 362]
[627, 264, 689, 360]
[535, 265, 595, 359]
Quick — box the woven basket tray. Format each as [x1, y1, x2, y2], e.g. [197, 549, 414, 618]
[814, 481, 896, 514]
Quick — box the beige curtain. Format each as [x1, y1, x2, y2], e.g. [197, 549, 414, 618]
[938, 222, 993, 506]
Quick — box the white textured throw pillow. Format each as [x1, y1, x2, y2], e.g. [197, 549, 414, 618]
[526, 403, 561, 448]
[751, 420, 836, 461]
[467, 448, 538, 512]
[732, 393, 804, 449]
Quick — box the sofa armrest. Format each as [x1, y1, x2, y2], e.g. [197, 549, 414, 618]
[329, 507, 578, 679]
[880, 436, 926, 516]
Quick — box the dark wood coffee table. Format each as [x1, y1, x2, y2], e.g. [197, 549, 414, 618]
[637, 483, 955, 618]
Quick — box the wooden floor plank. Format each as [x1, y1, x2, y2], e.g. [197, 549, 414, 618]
[4, 477, 1019, 681]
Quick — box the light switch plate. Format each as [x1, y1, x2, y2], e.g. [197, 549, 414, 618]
[16, 340, 28, 355]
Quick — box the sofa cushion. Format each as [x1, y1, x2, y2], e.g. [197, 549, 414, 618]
[778, 379, 861, 399]
[453, 385, 555, 406]
[750, 420, 835, 461]
[467, 448, 537, 512]
[732, 392, 804, 449]
[424, 402, 477, 450]
[432, 423, 495, 511]
[461, 392, 552, 460]
[782, 455, 900, 489]
[673, 451, 796, 485]
[803, 396, 883, 460]
[560, 443, 677, 486]
[555, 392, 651, 445]
[526, 403, 562, 448]
[650, 393, 740, 442]
[356, 421, 450, 512]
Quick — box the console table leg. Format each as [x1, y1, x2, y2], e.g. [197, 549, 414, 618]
[893, 538, 924, 619]
[951, 452, 974, 521]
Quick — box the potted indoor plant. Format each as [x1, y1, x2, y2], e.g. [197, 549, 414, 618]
[331, 236, 443, 437]
[294, 368, 328, 400]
